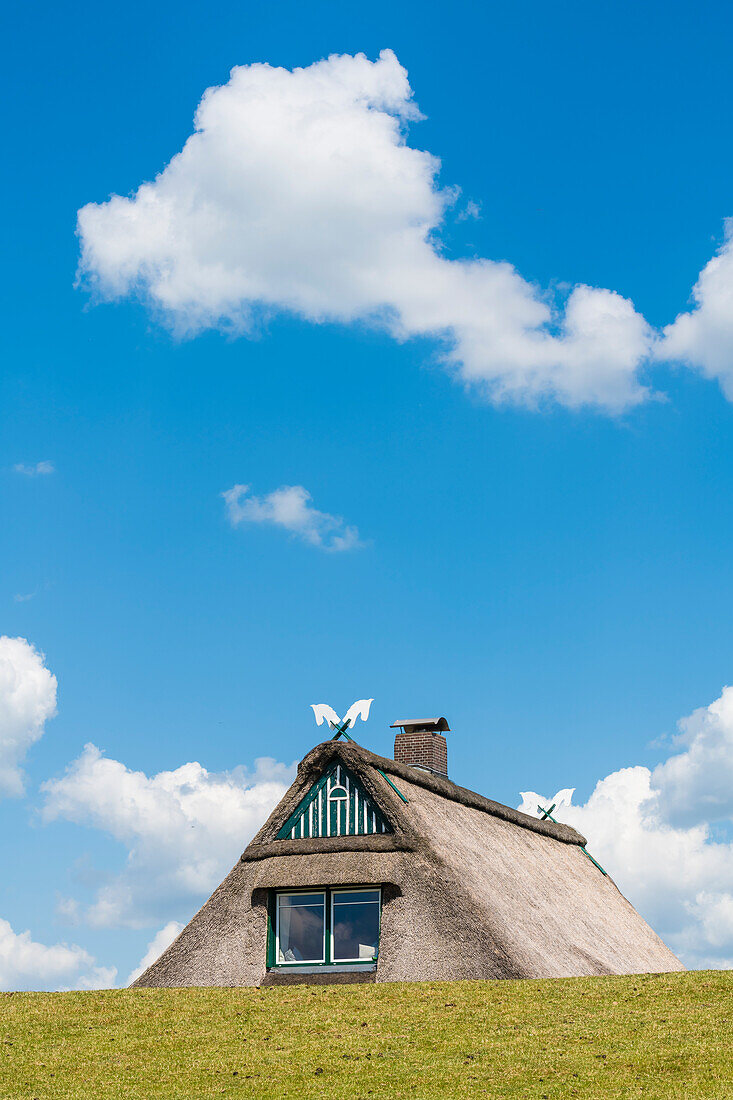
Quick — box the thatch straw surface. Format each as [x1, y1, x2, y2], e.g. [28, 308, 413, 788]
[134, 740, 682, 987]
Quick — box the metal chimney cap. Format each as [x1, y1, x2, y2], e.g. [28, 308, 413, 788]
[390, 717, 450, 733]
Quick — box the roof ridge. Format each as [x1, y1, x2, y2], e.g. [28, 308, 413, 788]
[299, 740, 586, 847]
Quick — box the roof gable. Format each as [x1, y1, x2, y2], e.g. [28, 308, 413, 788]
[277, 759, 392, 839]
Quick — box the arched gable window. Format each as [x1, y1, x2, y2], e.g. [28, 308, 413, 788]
[277, 763, 391, 838]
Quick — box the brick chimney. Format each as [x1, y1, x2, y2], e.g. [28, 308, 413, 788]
[390, 717, 450, 777]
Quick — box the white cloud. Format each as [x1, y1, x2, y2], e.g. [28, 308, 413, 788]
[652, 685, 733, 827]
[77, 50, 655, 413]
[127, 920, 183, 985]
[660, 220, 733, 397]
[684, 892, 733, 952]
[456, 199, 481, 222]
[0, 636, 57, 797]
[41, 745, 295, 928]
[13, 461, 54, 477]
[519, 684, 733, 969]
[222, 483, 362, 551]
[0, 916, 116, 992]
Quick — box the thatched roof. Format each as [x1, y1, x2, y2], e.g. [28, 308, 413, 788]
[133, 739, 683, 987]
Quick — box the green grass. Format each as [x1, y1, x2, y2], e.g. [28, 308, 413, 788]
[0, 971, 730, 1099]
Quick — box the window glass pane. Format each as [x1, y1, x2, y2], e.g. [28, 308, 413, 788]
[277, 893, 324, 962]
[279, 893, 324, 908]
[332, 894, 380, 961]
[333, 890, 380, 906]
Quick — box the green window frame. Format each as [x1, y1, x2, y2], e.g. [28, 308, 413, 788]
[267, 886, 381, 968]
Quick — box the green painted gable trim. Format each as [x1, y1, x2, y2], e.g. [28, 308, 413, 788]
[277, 761, 392, 839]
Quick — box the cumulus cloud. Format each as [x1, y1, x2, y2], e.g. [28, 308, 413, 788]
[77, 50, 655, 412]
[652, 685, 733, 827]
[0, 917, 116, 992]
[13, 461, 54, 477]
[660, 221, 733, 398]
[0, 636, 57, 797]
[41, 746, 295, 928]
[222, 483, 361, 551]
[519, 685, 733, 969]
[127, 921, 183, 985]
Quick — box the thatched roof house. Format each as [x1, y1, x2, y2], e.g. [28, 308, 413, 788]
[134, 722, 682, 987]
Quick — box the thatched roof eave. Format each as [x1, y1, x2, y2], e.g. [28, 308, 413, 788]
[242, 833, 414, 862]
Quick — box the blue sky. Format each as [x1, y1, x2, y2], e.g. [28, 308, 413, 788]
[2, 0, 733, 986]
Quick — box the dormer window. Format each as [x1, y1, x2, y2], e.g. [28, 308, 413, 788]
[270, 887, 381, 968]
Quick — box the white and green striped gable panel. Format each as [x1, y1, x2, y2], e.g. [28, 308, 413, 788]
[277, 761, 392, 839]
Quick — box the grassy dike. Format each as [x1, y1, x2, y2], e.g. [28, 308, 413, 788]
[0, 971, 730, 1099]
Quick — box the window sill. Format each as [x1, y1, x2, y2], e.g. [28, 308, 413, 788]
[269, 963, 376, 974]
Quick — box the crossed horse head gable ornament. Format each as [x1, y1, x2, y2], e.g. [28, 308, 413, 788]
[310, 699, 374, 737]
